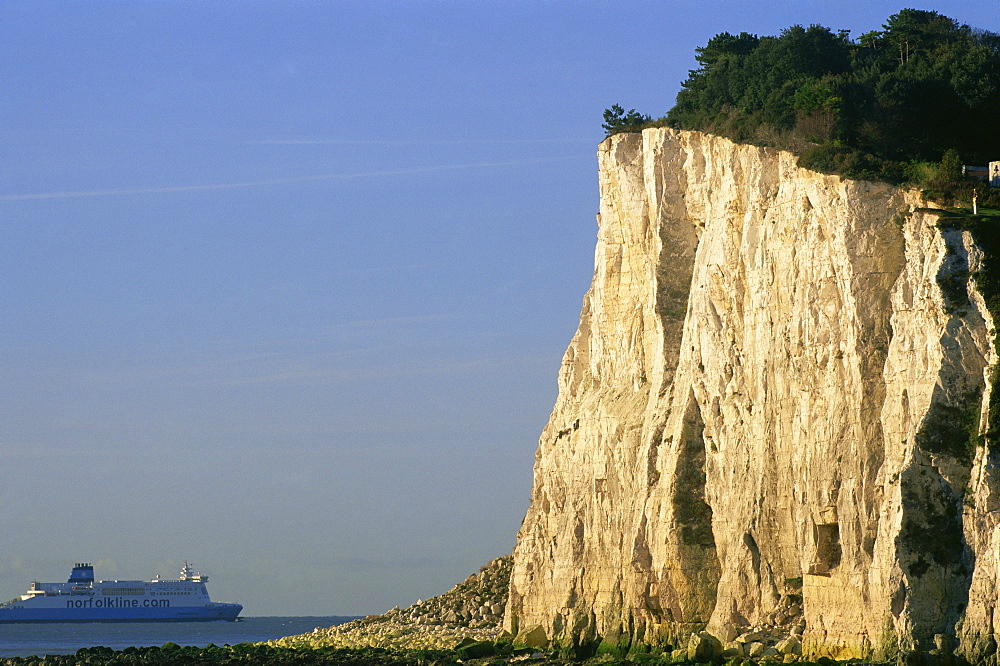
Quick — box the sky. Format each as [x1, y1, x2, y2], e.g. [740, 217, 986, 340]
[1, 0, 997, 617]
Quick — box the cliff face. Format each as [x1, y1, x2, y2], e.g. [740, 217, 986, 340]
[506, 129, 998, 660]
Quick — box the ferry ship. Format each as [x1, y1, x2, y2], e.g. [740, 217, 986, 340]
[0, 562, 242, 623]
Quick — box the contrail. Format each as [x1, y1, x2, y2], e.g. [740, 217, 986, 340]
[0, 155, 590, 201]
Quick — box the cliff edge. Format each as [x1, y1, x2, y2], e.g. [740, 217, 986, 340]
[506, 128, 999, 661]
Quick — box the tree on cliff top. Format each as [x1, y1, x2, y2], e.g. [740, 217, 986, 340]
[601, 104, 652, 137]
[609, 9, 1000, 185]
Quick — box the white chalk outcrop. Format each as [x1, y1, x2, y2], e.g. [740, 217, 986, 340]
[506, 128, 998, 661]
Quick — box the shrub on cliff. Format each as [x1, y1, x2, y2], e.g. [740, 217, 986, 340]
[601, 105, 652, 137]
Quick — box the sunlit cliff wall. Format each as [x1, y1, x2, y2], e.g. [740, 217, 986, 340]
[506, 128, 999, 661]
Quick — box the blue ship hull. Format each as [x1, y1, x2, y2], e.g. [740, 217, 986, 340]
[0, 602, 243, 623]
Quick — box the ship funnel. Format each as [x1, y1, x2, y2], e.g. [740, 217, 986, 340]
[68, 563, 94, 585]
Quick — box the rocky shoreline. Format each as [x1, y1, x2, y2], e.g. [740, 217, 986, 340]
[270, 555, 512, 652]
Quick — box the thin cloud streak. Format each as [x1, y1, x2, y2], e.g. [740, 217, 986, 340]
[223, 351, 555, 386]
[0, 155, 590, 201]
[250, 138, 595, 145]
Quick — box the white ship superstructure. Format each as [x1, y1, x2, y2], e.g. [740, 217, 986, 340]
[0, 562, 242, 622]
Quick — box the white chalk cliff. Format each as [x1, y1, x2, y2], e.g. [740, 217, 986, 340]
[505, 128, 999, 661]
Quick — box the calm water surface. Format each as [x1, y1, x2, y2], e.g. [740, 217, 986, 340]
[0, 616, 357, 658]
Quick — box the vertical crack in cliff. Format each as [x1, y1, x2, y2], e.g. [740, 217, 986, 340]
[673, 391, 716, 550]
[847, 191, 908, 579]
[656, 389, 721, 640]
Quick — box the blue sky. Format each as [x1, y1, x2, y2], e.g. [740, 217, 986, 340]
[1, 1, 996, 616]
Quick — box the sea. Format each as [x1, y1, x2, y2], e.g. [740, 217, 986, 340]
[0, 616, 358, 658]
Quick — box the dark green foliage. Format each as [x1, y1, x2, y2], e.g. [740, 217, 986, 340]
[602, 105, 652, 137]
[936, 149, 963, 183]
[667, 24, 852, 143]
[797, 143, 894, 181]
[654, 9, 1000, 183]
